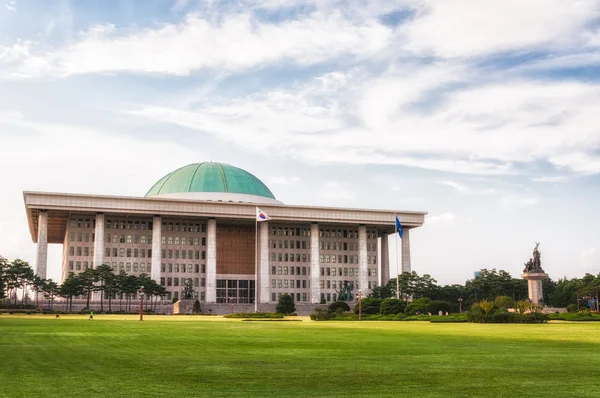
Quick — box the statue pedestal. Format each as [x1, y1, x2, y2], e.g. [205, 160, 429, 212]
[521, 272, 548, 305]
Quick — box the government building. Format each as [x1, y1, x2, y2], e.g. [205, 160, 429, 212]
[23, 162, 426, 311]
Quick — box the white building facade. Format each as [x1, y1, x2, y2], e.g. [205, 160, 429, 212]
[23, 162, 426, 310]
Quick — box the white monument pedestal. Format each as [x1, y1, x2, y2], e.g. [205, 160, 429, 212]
[521, 272, 548, 305]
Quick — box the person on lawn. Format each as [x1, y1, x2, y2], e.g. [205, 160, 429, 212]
[89, 310, 94, 320]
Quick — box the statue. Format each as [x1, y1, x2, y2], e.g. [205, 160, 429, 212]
[336, 281, 354, 301]
[181, 279, 195, 300]
[522, 242, 544, 273]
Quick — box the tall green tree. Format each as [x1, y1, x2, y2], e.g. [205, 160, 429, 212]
[79, 268, 99, 309]
[95, 264, 114, 312]
[60, 272, 84, 312]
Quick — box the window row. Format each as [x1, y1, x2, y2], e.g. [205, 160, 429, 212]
[319, 241, 376, 252]
[271, 265, 311, 276]
[109, 262, 151, 273]
[320, 254, 377, 264]
[321, 267, 378, 277]
[161, 236, 206, 246]
[319, 280, 377, 290]
[270, 239, 309, 250]
[271, 279, 310, 289]
[271, 292, 309, 302]
[69, 232, 95, 243]
[161, 249, 206, 260]
[161, 222, 206, 233]
[160, 263, 205, 274]
[106, 234, 152, 244]
[69, 218, 95, 229]
[269, 253, 310, 263]
[68, 261, 91, 271]
[105, 247, 152, 258]
[319, 229, 377, 239]
[161, 277, 204, 287]
[106, 220, 152, 230]
[69, 246, 94, 257]
[166, 291, 204, 301]
[270, 227, 310, 237]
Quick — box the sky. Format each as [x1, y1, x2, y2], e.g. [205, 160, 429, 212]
[1, 0, 600, 285]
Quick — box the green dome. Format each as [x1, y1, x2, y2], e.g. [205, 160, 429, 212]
[145, 163, 277, 201]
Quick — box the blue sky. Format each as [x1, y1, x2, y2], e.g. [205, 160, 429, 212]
[1, 0, 600, 284]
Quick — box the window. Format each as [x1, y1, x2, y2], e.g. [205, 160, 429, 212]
[126, 262, 131, 272]
[201, 278, 205, 287]
[69, 261, 74, 270]
[76, 247, 82, 256]
[126, 248, 132, 257]
[167, 278, 172, 286]
[271, 279, 276, 288]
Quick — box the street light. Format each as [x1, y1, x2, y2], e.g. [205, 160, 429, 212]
[139, 286, 145, 321]
[458, 298, 463, 314]
[357, 290, 364, 321]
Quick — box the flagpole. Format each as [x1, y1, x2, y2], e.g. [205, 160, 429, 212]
[254, 212, 258, 313]
[395, 213, 399, 300]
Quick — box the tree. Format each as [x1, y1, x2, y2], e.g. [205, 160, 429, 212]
[0, 256, 8, 300]
[276, 294, 295, 314]
[355, 298, 383, 315]
[95, 264, 114, 312]
[43, 279, 59, 310]
[380, 299, 406, 315]
[494, 296, 514, 309]
[60, 272, 84, 312]
[192, 300, 202, 314]
[369, 284, 393, 299]
[426, 300, 450, 314]
[79, 268, 99, 309]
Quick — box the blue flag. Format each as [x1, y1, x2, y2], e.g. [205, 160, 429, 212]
[395, 216, 403, 239]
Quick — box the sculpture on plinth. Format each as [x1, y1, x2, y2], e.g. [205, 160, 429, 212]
[521, 242, 548, 305]
[336, 281, 354, 302]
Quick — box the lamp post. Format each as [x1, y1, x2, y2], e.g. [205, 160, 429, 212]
[458, 298, 463, 314]
[357, 290, 364, 321]
[139, 286, 145, 321]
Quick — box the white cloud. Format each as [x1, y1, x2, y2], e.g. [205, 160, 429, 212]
[437, 180, 496, 195]
[531, 176, 568, 183]
[500, 195, 539, 208]
[0, 12, 393, 78]
[4, 1, 16, 12]
[130, 65, 600, 176]
[404, 0, 599, 58]
[426, 212, 457, 226]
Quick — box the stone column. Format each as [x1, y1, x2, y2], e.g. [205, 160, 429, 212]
[151, 216, 162, 283]
[93, 213, 105, 268]
[310, 223, 320, 304]
[259, 221, 270, 304]
[401, 228, 411, 274]
[35, 211, 48, 279]
[358, 225, 369, 294]
[377, 234, 390, 287]
[206, 218, 217, 303]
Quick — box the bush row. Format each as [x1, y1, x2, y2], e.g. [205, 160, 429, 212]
[224, 312, 285, 319]
[548, 311, 600, 322]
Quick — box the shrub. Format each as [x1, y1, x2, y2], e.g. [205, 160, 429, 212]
[405, 298, 431, 315]
[310, 308, 332, 321]
[354, 298, 383, 315]
[224, 312, 283, 319]
[494, 296, 514, 309]
[192, 300, 201, 314]
[393, 313, 407, 321]
[430, 314, 468, 323]
[491, 311, 515, 324]
[380, 299, 406, 315]
[320, 298, 326, 304]
[403, 314, 431, 321]
[276, 294, 296, 315]
[567, 304, 577, 313]
[328, 301, 350, 313]
[426, 300, 450, 315]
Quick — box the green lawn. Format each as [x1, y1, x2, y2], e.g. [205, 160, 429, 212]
[1, 315, 599, 397]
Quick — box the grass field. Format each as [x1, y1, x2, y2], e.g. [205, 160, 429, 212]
[1, 315, 599, 397]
